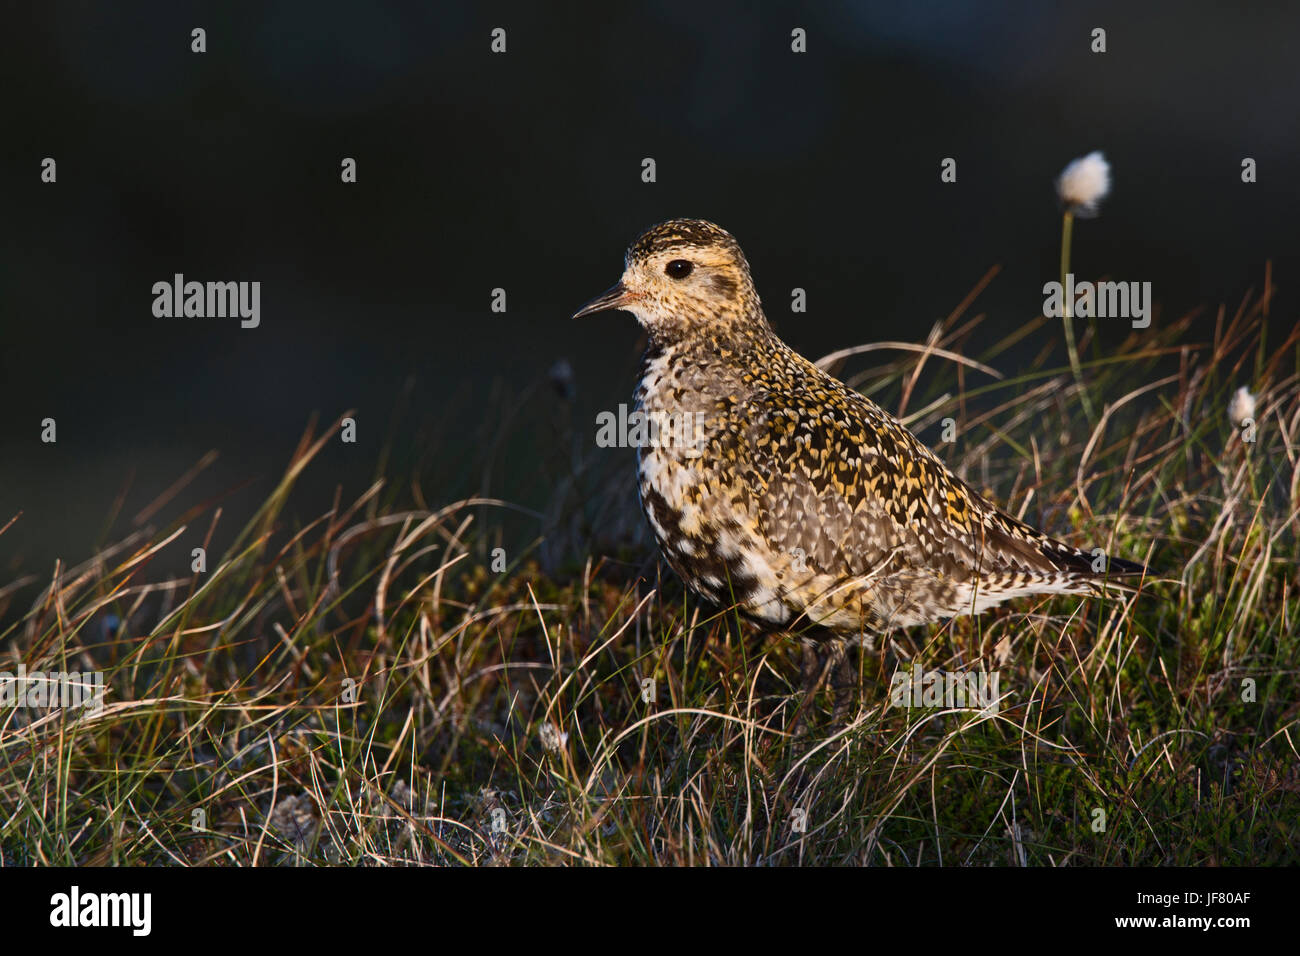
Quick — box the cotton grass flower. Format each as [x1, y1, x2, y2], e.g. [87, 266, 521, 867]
[1055, 150, 1111, 424]
[1228, 386, 1256, 428]
[538, 721, 568, 753]
[1056, 150, 1111, 218]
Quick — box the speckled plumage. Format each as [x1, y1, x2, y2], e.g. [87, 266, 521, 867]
[576, 219, 1145, 652]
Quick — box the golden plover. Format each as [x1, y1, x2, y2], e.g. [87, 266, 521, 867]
[574, 219, 1145, 722]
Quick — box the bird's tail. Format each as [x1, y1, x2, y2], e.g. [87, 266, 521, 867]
[1037, 537, 1149, 594]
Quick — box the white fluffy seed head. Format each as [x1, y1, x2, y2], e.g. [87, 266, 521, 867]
[1056, 151, 1111, 217]
[538, 721, 568, 752]
[1228, 386, 1256, 428]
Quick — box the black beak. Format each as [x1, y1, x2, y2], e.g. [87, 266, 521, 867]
[572, 281, 637, 319]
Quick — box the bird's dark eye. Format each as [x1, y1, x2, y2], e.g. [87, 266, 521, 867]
[665, 259, 693, 279]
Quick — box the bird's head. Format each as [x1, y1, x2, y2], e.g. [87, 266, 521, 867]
[573, 219, 766, 345]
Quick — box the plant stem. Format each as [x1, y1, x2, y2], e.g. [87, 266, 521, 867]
[1060, 209, 1095, 423]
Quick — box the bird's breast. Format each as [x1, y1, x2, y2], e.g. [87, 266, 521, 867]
[632, 350, 792, 624]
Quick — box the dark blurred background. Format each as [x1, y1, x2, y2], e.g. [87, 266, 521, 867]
[3, 0, 1298, 585]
